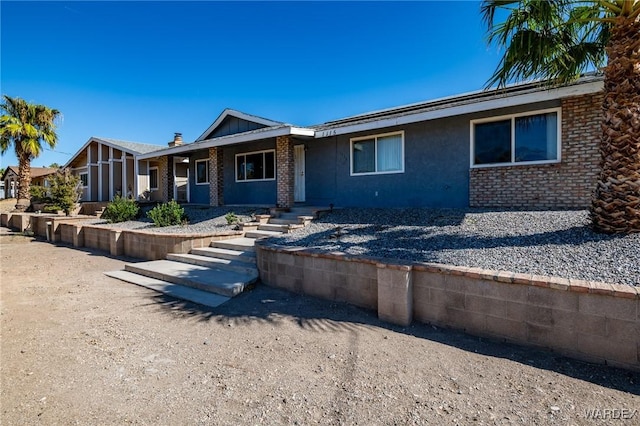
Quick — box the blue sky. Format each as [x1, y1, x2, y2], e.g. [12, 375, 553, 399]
[1, 1, 503, 168]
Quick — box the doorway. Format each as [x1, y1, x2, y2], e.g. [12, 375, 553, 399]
[174, 159, 189, 203]
[294, 145, 306, 203]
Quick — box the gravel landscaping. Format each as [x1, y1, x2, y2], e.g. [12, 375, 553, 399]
[87, 205, 639, 287]
[269, 208, 640, 287]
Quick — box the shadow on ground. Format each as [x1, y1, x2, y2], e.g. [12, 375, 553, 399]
[147, 282, 640, 397]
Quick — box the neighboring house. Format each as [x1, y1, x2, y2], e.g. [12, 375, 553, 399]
[133, 74, 603, 210]
[65, 137, 166, 202]
[1, 166, 58, 199]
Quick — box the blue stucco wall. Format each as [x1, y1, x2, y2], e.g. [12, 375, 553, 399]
[303, 118, 469, 208]
[303, 100, 560, 208]
[188, 150, 211, 204]
[223, 139, 277, 205]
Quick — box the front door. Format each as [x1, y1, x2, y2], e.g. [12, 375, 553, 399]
[174, 160, 189, 203]
[294, 145, 306, 203]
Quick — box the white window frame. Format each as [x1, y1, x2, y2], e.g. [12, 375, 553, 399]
[470, 107, 562, 168]
[149, 167, 159, 190]
[350, 130, 405, 176]
[235, 149, 276, 182]
[79, 172, 88, 188]
[195, 159, 210, 185]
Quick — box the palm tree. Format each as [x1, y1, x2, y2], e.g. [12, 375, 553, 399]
[0, 96, 61, 211]
[482, 0, 640, 233]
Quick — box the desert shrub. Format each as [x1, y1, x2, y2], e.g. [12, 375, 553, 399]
[102, 195, 140, 223]
[225, 211, 238, 225]
[43, 205, 62, 213]
[49, 171, 82, 215]
[29, 185, 51, 203]
[147, 200, 186, 227]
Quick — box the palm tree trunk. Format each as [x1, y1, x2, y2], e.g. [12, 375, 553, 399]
[590, 15, 640, 233]
[15, 152, 31, 211]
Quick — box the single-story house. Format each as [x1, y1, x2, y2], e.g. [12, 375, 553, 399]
[65, 137, 167, 202]
[2, 166, 58, 199]
[132, 74, 603, 210]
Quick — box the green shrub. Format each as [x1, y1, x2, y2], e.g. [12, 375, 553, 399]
[147, 200, 186, 227]
[29, 185, 51, 203]
[49, 170, 82, 215]
[43, 205, 62, 213]
[102, 195, 140, 223]
[225, 211, 238, 225]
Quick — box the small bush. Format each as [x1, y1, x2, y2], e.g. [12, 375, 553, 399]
[102, 195, 140, 223]
[225, 212, 238, 225]
[43, 205, 62, 213]
[29, 185, 51, 203]
[147, 200, 186, 227]
[49, 170, 82, 215]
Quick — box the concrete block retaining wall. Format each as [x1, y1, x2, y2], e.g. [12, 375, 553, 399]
[256, 243, 640, 371]
[56, 223, 242, 260]
[2, 211, 242, 261]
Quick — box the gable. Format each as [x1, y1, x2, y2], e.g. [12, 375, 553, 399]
[205, 115, 268, 140]
[196, 109, 285, 141]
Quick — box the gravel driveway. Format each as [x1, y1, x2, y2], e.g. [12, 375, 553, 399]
[1, 235, 638, 425]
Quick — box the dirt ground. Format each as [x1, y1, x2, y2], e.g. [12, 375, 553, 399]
[0, 214, 638, 424]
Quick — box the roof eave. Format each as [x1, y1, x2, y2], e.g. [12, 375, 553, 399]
[137, 126, 315, 160]
[315, 80, 604, 138]
[195, 109, 286, 142]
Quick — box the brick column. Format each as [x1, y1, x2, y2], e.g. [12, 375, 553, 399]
[158, 156, 170, 202]
[276, 136, 294, 208]
[166, 155, 174, 201]
[208, 147, 224, 206]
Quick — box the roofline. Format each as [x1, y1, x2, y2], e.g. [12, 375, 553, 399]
[315, 79, 603, 138]
[137, 126, 315, 160]
[195, 108, 285, 142]
[63, 136, 162, 168]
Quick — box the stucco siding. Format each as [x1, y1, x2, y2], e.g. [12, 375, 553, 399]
[306, 119, 469, 208]
[222, 139, 277, 205]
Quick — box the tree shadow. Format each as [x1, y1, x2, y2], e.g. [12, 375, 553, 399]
[145, 283, 639, 396]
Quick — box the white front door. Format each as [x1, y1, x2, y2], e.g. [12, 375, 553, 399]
[294, 145, 306, 203]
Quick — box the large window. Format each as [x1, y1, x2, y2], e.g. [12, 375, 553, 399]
[236, 150, 275, 182]
[195, 159, 209, 185]
[471, 109, 561, 167]
[149, 167, 158, 190]
[351, 131, 404, 175]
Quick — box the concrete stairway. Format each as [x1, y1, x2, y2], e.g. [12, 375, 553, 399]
[105, 237, 262, 308]
[105, 206, 330, 308]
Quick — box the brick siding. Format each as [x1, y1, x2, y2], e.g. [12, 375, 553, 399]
[158, 156, 170, 202]
[276, 136, 294, 208]
[470, 93, 603, 209]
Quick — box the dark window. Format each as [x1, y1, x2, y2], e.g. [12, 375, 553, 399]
[236, 150, 276, 181]
[473, 111, 559, 166]
[149, 168, 158, 190]
[196, 160, 209, 184]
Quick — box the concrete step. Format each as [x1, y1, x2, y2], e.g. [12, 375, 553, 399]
[191, 246, 256, 264]
[245, 229, 283, 239]
[212, 237, 256, 252]
[167, 253, 257, 274]
[104, 270, 231, 308]
[278, 212, 315, 220]
[268, 218, 299, 225]
[124, 260, 257, 297]
[258, 223, 289, 232]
